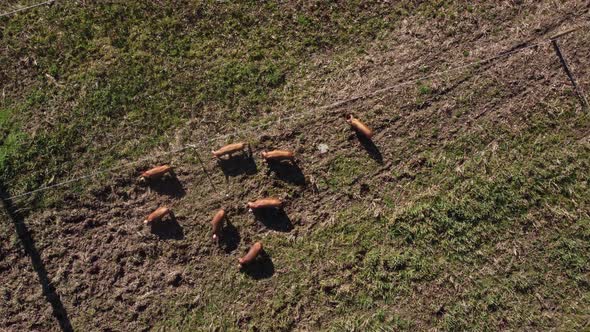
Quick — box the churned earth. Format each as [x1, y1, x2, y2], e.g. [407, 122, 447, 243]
[1, 1, 589, 330]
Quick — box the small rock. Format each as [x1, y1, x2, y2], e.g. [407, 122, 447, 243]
[318, 143, 329, 154]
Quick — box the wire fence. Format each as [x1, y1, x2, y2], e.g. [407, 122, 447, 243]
[5, 24, 589, 204]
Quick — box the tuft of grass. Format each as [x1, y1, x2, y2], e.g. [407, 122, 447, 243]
[327, 156, 365, 188]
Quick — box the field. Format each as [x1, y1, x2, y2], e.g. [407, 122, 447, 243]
[1, 1, 589, 331]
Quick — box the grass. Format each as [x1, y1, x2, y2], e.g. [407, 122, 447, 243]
[152, 99, 590, 329]
[1, 0, 434, 201]
[1, 0, 590, 331]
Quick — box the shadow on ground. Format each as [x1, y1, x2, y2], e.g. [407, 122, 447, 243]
[220, 220, 240, 253]
[150, 213, 184, 240]
[0, 183, 74, 332]
[253, 208, 293, 232]
[267, 160, 306, 186]
[148, 173, 186, 198]
[217, 152, 258, 177]
[355, 132, 383, 164]
[240, 251, 275, 280]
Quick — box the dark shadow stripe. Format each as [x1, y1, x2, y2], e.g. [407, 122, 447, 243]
[0, 182, 73, 332]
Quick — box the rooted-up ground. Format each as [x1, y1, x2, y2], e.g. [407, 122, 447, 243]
[1, 1, 589, 330]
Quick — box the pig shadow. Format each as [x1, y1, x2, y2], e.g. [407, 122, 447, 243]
[240, 251, 275, 280]
[150, 213, 184, 240]
[148, 172, 186, 198]
[355, 132, 383, 164]
[253, 208, 293, 232]
[217, 152, 258, 177]
[219, 220, 240, 253]
[267, 161, 306, 186]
